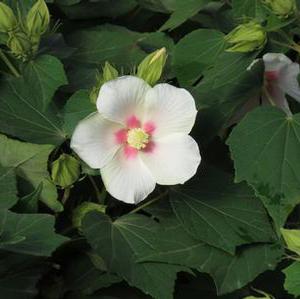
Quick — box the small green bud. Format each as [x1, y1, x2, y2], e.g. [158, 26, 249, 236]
[281, 228, 300, 256]
[26, 0, 50, 36]
[7, 31, 32, 60]
[90, 62, 118, 103]
[73, 202, 106, 229]
[0, 2, 17, 33]
[263, 0, 296, 18]
[137, 47, 167, 86]
[51, 154, 80, 188]
[102, 61, 118, 82]
[225, 22, 267, 53]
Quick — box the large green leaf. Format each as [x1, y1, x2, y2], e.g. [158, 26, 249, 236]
[160, 0, 211, 31]
[82, 212, 191, 299]
[64, 252, 121, 295]
[140, 207, 283, 295]
[170, 168, 276, 254]
[194, 52, 263, 141]
[0, 55, 67, 145]
[283, 261, 300, 297]
[64, 90, 96, 136]
[0, 209, 68, 256]
[0, 134, 63, 212]
[227, 107, 300, 228]
[57, 0, 137, 20]
[66, 24, 174, 71]
[173, 29, 225, 86]
[231, 0, 266, 19]
[0, 166, 18, 209]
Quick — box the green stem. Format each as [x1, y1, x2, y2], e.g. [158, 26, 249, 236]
[62, 187, 71, 205]
[88, 175, 103, 203]
[0, 50, 20, 77]
[129, 190, 169, 214]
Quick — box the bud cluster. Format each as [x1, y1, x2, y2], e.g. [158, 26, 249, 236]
[0, 0, 50, 61]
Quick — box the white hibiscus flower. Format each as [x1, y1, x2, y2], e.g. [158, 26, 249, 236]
[71, 76, 201, 204]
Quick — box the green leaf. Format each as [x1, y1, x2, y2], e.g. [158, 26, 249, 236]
[0, 209, 68, 256]
[227, 107, 300, 228]
[281, 228, 300, 256]
[194, 52, 263, 142]
[57, 0, 137, 20]
[160, 0, 211, 31]
[173, 29, 225, 86]
[0, 55, 67, 145]
[170, 167, 276, 254]
[139, 206, 283, 295]
[283, 261, 300, 297]
[63, 90, 96, 136]
[66, 24, 174, 71]
[0, 134, 63, 212]
[231, 0, 266, 19]
[0, 166, 18, 209]
[13, 183, 43, 213]
[82, 212, 191, 299]
[64, 252, 121, 295]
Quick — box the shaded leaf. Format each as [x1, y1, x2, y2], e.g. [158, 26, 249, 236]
[0, 209, 68, 256]
[0, 55, 67, 145]
[283, 261, 300, 297]
[227, 107, 300, 228]
[82, 212, 191, 299]
[173, 29, 225, 86]
[170, 167, 276, 254]
[0, 166, 18, 209]
[0, 134, 63, 212]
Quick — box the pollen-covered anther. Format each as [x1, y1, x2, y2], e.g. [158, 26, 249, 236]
[127, 128, 149, 150]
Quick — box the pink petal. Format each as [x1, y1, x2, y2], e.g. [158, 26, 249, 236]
[127, 115, 141, 128]
[115, 129, 128, 144]
[124, 145, 138, 159]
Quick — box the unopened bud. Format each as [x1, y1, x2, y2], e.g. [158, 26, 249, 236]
[26, 0, 50, 36]
[225, 22, 267, 53]
[0, 2, 17, 32]
[73, 202, 106, 229]
[90, 62, 118, 103]
[137, 47, 167, 86]
[263, 0, 296, 18]
[51, 154, 80, 188]
[7, 32, 32, 60]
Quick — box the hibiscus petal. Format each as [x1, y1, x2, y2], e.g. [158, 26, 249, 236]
[101, 149, 156, 204]
[71, 112, 123, 169]
[280, 63, 300, 102]
[263, 85, 291, 115]
[263, 53, 292, 73]
[97, 76, 151, 125]
[143, 83, 197, 138]
[141, 134, 201, 185]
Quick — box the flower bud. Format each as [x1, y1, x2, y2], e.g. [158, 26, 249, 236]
[7, 32, 32, 60]
[263, 0, 296, 18]
[137, 47, 167, 86]
[225, 22, 267, 53]
[51, 154, 80, 188]
[102, 61, 118, 82]
[73, 202, 106, 229]
[26, 0, 50, 36]
[90, 62, 118, 103]
[0, 2, 17, 33]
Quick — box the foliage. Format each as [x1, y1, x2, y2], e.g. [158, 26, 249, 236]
[0, 0, 300, 298]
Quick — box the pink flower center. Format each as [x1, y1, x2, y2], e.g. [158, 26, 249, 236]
[114, 115, 156, 159]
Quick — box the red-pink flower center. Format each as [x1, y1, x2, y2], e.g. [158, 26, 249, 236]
[114, 115, 156, 159]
